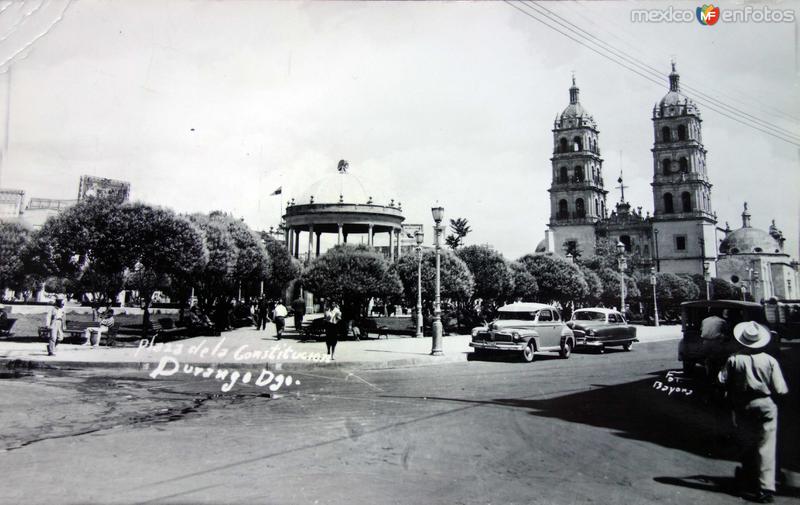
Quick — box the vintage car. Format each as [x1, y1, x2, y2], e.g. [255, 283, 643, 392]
[566, 308, 638, 352]
[469, 302, 575, 362]
[678, 299, 781, 375]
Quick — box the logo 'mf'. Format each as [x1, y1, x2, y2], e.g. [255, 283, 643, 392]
[696, 4, 720, 25]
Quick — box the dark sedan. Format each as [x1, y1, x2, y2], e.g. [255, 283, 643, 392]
[567, 308, 638, 352]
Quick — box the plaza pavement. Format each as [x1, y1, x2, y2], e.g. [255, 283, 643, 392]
[0, 322, 683, 372]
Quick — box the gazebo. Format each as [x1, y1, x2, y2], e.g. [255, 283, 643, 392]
[283, 161, 406, 261]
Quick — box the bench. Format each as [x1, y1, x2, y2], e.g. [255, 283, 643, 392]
[356, 318, 389, 339]
[0, 318, 17, 336]
[301, 317, 326, 341]
[38, 321, 120, 346]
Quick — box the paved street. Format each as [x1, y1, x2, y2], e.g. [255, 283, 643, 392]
[2, 336, 799, 505]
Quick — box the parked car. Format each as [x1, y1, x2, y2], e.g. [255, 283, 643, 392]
[469, 302, 576, 362]
[678, 299, 781, 375]
[567, 308, 638, 352]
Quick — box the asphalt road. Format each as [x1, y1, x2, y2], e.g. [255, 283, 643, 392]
[2, 339, 799, 505]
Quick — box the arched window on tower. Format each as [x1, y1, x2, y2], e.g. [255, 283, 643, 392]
[661, 126, 671, 142]
[575, 198, 585, 218]
[679, 157, 689, 173]
[558, 199, 568, 219]
[595, 198, 600, 216]
[681, 192, 692, 212]
[662, 158, 671, 175]
[678, 124, 687, 140]
[574, 166, 584, 182]
[664, 193, 674, 214]
[601, 200, 606, 217]
[559, 166, 568, 183]
[559, 138, 568, 153]
[620, 235, 632, 252]
[573, 136, 583, 151]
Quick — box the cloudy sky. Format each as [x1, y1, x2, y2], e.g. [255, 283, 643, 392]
[0, 0, 798, 260]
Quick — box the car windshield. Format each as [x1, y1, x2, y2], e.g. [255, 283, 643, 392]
[497, 311, 538, 321]
[572, 311, 606, 321]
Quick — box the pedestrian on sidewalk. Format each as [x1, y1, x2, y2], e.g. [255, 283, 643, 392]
[272, 300, 288, 340]
[324, 302, 342, 360]
[718, 321, 788, 504]
[45, 299, 65, 356]
[291, 296, 306, 331]
[256, 296, 270, 331]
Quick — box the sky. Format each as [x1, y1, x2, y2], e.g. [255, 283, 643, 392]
[0, 0, 798, 260]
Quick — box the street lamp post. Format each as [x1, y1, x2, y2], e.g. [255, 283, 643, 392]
[653, 228, 660, 272]
[703, 261, 711, 300]
[616, 241, 627, 314]
[431, 206, 444, 356]
[650, 266, 660, 327]
[415, 230, 424, 338]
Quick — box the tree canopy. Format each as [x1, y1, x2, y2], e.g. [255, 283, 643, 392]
[0, 222, 30, 294]
[445, 218, 472, 250]
[396, 248, 475, 308]
[517, 253, 588, 305]
[301, 244, 403, 319]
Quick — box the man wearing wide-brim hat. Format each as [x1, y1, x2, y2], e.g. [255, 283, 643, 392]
[718, 321, 788, 503]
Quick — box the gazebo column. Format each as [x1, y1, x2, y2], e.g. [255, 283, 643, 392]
[337, 223, 343, 245]
[368, 224, 374, 246]
[294, 229, 300, 259]
[388, 229, 394, 261]
[285, 227, 291, 253]
[396, 229, 402, 259]
[307, 225, 314, 260]
[315, 231, 322, 257]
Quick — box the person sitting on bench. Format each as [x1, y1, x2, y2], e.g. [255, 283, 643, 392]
[84, 308, 115, 347]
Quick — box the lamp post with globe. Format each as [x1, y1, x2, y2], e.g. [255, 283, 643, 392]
[431, 206, 444, 356]
[616, 241, 627, 314]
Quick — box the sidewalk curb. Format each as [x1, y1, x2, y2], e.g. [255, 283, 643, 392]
[2, 353, 470, 373]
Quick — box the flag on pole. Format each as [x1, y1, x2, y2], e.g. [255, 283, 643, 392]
[270, 186, 282, 196]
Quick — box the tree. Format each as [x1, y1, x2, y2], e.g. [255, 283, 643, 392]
[261, 234, 301, 299]
[517, 254, 588, 306]
[123, 204, 208, 331]
[211, 212, 270, 297]
[579, 265, 603, 305]
[684, 274, 742, 301]
[509, 261, 539, 302]
[456, 245, 513, 303]
[638, 273, 700, 317]
[188, 214, 239, 311]
[302, 244, 402, 320]
[0, 222, 30, 296]
[445, 218, 472, 250]
[594, 267, 640, 308]
[396, 249, 475, 308]
[28, 197, 135, 306]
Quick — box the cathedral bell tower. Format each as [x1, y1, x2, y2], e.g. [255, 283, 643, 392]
[547, 76, 608, 258]
[650, 62, 717, 275]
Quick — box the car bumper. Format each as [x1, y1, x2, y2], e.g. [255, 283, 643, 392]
[469, 341, 526, 351]
[577, 337, 638, 347]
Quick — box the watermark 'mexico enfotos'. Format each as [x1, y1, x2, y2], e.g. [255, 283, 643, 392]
[631, 4, 796, 24]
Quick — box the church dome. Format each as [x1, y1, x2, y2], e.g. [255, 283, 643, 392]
[535, 238, 548, 253]
[296, 160, 392, 205]
[654, 62, 699, 117]
[720, 227, 781, 255]
[556, 76, 597, 129]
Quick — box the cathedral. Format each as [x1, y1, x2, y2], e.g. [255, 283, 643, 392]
[537, 63, 799, 301]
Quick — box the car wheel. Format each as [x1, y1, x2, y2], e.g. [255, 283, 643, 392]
[597, 345, 605, 354]
[623, 342, 633, 352]
[522, 343, 535, 363]
[560, 340, 572, 359]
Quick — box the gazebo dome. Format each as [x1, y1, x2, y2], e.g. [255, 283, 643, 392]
[298, 172, 371, 205]
[535, 238, 548, 253]
[720, 227, 781, 255]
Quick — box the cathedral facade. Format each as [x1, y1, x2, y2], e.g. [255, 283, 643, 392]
[538, 64, 799, 300]
[541, 64, 716, 277]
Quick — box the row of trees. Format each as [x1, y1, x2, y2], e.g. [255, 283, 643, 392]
[0, 197, 299, 328]
[300, 237, 741, 327]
